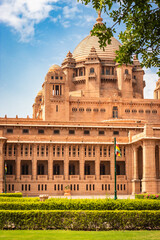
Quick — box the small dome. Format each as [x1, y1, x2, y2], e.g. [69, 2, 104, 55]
[73, 35, 121, 61]
[37, 90, 42, 96]
[48, 64, 61, 72]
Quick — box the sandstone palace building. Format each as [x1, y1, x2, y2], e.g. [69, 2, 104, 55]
[0, 14, 160, 196]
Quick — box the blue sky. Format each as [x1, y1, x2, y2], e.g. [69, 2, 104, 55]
[0, 0, 159, 118]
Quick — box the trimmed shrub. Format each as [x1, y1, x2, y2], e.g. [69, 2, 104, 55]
[0, 210, 159, 230]
[0, 193, 22, 198]
[135, 194, 160, 200]
[0, 197, 39, 202]
[0, 199, 160, 210]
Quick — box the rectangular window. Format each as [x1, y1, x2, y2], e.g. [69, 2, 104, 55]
[70, 184, 72, 191]
[37, 146, 39, 157]
[8, 145, 12, 156]
[100, 146, 102, 157]
[84, 130, 90, 135]
[54, 184, 56, 191]
[78, 146, 80, 157]
[85, 146, 87, 157]
[58, 184, 60, 191]
[25, 184, 27, 191]
[41, 184, 43, 191]
[22, 184, 24, 191]
[46, 146, 48, 156]
[38, 184, 40, 191]
[69, 130, 75, 135]
[99, 130, 105, 135]
[88, 147, 91, 157]
[23, 129, 29, 134]
[74, 184, 76, 191]
[54, 129, 60, 135]
[89, 184, 91, 191]
[117, 184, 119, 191]
[38, 129, 44, 134]
[108, 147, 111, 157]
[121, 184, 123, 191]
[93, 146, 95, 157]
[124, 184, 126, 190]
[53, 146, 55, 156]
[8, 184, 11, 191]
[14, 145, 16, 156]
[104, 147, 107, 157]
[93, 184, 95, 191]
[102, 184, 104, 191]
[21, 145, 23, 156]
[62, 146, 64, 157]
[124, 147, 126, 157]
[45, 184, 47, 191]
[86, 184, 88, 191]
[69, 146, 71, 157]
[28, 184, 31, 191]
[30, 146, 32, 156]
[41, 146, 44, 156]
[25, 146, 28, 156]
[105, 184, 107, 191]
[57, 146, 60, 157]
[77, 184, 79, 191]
[108, 184, 110, 191]
[7, 129, 13, 134]
[56, 105, 58, 112]
[113, 131, 119, 135]
[61, 184, 63, 191]
[73, 146, 76, 157]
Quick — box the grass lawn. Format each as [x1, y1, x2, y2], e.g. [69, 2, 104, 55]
[0, 230, 160, 240]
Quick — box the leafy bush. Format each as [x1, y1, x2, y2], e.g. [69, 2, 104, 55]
[0, 199, 160, 210]
[0, 197, 39, 202]
[0, 193, 22, 198]
[0, 210, 159, 230]
[135, 194, 160, 200]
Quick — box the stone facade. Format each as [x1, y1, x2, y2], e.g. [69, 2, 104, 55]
[0, 15, 160, 196]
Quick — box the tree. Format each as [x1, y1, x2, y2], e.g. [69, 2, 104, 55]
[79, 0, 160, 75]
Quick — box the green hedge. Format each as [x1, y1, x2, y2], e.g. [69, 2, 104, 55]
[0, 199, 160, 210]
[0, 210, 159, 230]
[0, 193, 22, 198]
[135, 194, 160, 200]
[0, 197, 39, 202]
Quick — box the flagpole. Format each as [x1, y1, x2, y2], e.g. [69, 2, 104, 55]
[114, 137, 117, 200]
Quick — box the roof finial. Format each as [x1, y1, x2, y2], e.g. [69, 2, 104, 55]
[96, 9, 103, 24]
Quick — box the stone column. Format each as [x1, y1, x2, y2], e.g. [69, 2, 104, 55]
[95, 145, 100, 180]
[48, 145, 53, 180]
[64, 145, 69, 180]
[32, 144, 37, 180]
[132, 146, 140, 194]
[80, 145, 84, 180]
[16, 144, 21, 180]
[0, 139, 6, 193]
[142, 140, 157, 193]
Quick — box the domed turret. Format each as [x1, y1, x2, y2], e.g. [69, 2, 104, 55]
[48, 64, 61, 72]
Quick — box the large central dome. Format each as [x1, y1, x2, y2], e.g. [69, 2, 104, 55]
[72, 35, 121, 61]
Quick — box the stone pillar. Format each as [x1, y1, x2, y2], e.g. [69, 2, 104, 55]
[32, 144, 37, 180]
[132, 146, 140, 194]
[142, 140, 157, 193]
[0, 139, 6, 193]
[48, 145, 53, 180]
[95, 145, 100, 180]
[64, 145, 69, 180]
[16, 144, 21, 180]
[80, 145, 84, 180]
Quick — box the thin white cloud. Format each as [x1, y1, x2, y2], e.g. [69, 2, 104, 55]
[144, 68, 159, 99]
[0, 0, 59, 41]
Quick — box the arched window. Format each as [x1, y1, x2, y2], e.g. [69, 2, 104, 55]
[90, 68, 94, 74]
[125, 69, 128, 74]
[53, 164, 60, 175]
[113, 106, 118, 118]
